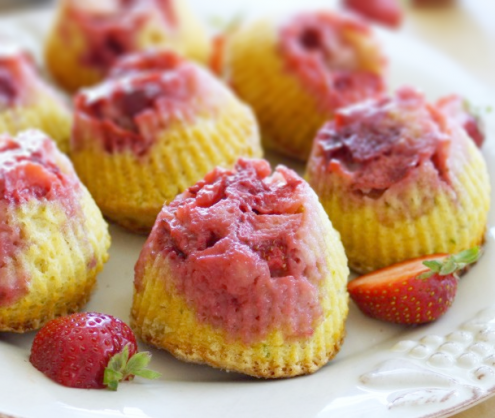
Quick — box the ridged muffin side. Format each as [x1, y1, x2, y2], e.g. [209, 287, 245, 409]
[0, 190, 110, 332]
[0, 101, 71, 154]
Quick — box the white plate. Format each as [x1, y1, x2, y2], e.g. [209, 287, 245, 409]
[1, 2, 495, 418]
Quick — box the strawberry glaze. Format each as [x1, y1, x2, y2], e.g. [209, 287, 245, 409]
[342, 0, 404, 29]
[73, 50, 214, 156]
[63, 0, 177, 72]
[0, 45, 39, 108]
[0, 43, 66, 110]
[0, 131, 80, 306]
[314, 87, 451, 195]
[136, 159, 324, 343]
[278, 11, 385, 112]
[436, 94, 485, 148]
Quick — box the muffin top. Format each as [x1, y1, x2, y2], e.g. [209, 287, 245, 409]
[73, 50, 232, 156]
[313, 87, 453, 195]
[278, 10, 386, 111]
[63, 0, 176, 70]
[0, 130, 79, 205]
[0, 44, 49, 109]
[136, 159, 328, 343]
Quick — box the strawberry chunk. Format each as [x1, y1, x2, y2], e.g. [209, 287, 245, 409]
[436, 95, 485, 148]
[342, 0, 404, 29]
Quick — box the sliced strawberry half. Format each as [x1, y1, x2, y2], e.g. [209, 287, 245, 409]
[348, 248, 480, 325]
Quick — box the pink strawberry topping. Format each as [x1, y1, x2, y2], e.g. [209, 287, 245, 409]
[436, 94, 485, 148]
[64, 0, 177, 72]
[0, 45, 39, 108]
[312, 87, 451, 195]
[73, 50, 214, 156]
[278, 11, 385, 112]
[0, 132, 78, 205]
[0, 131, 80, 306]
[0, 43, 67, 110]
[108, 48, 183, 78]
[136, 159, 326, 343]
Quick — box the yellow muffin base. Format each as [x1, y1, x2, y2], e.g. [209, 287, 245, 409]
[0, 100, 71, 154]
[225, 17, 383, 161]
[44, 0, 210, 92]
[172, 0, 211, 64]
[306, 130, 490, 273]
[0, 188, 111, 332]
[71, 100, 262, 234]
[132, 189, 349, 378]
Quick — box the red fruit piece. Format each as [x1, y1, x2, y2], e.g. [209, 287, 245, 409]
[342, 0, 403, 28]
[348, 248, 480, 325]
[30, 312, 160, 390]
[436, 95, 485, 148]
[209, 34, 226, 76]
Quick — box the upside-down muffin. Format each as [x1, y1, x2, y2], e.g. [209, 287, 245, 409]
[70, 50, 262, 233]
[0, 43, 71, 153]
[222, 10, 386, 161]
[306, 87, 490, 273]
[132, 158, 349, 378]
[0, 130, 110, 332]
[44, 0, 210, 92]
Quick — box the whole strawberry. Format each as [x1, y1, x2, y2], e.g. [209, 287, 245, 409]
[30, 312, 160, 390]
[348, 248, 480, 325]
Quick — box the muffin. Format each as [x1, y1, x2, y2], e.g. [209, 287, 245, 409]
[0, 43, 71, 153]
[44, 0, 210, 92]
[132, 158, 349, 378]
[306, 87, 490, 273]
[0, 130, 111, 332]
[70, 50, 262, 233]
[223, 10, 386, 161]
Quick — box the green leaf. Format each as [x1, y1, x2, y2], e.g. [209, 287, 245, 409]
[126, 352, 152, 375]
[422, 260, 442, 272]
[133, 369, 162, 380]
[440, 257, 457, 275]
[123, 352, 161, 382]
[453, 247, 480, 265]
[418, 270, 435, 280]
[103, 344, 160, 391]
[107, 344, 130, 374]
[421, 247, 481, 280]
[103, 368, 123, 391]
